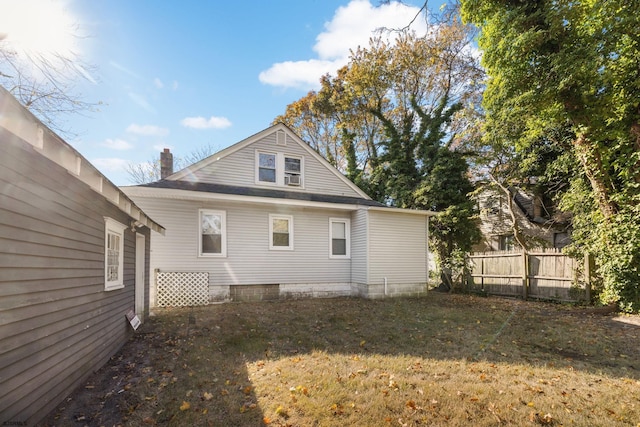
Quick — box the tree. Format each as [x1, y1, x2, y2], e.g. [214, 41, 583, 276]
[125, 144, 218, 184]
[461, 0, 640, 311]
[277, 9, 483, 278]
[273, 66, 385, 189]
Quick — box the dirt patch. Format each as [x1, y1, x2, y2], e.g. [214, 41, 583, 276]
[41, 327, 162, 426]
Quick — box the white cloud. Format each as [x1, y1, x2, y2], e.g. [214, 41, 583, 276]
[259, 0, 428, 90]
[172, 80, 179, 90]
[153, 77, 164, 88]
[258, 59, 343, 90]
[126, 123, 169, 136]
[181, 116, 232, 130]
[101, 138, 134, 150]
[92, 157, 130, 172]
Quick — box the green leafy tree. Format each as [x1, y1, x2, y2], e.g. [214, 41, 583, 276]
[277, 10, 483, 278]
[461, 0, 640, 311]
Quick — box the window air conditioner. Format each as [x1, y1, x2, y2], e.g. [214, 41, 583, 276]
[285, 175, 301, 186]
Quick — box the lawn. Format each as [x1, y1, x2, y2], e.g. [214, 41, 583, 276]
[44, 293, 640, 426]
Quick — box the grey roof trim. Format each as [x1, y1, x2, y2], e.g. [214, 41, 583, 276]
[141, 180, 387, 207]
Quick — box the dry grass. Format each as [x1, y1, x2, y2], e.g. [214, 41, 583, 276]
[45, 293, 640, 426]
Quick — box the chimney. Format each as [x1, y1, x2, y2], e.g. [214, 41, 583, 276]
[160, 148, 173, 179]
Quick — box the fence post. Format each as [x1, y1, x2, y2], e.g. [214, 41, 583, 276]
[584, 253, 592, 302]
[522, 251, 529, 300]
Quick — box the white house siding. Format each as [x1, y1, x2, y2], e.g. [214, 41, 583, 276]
[132, 196, 354, 304]
[367, 210, 428, 298]
[350, 208, 369, 296]
[184, 129, 364, 198]
[0, 127, 151, 425]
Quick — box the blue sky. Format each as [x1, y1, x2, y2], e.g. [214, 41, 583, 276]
[3, 0, 430, 185]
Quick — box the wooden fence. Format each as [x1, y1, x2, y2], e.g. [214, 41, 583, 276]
[465, 249, 591, 302]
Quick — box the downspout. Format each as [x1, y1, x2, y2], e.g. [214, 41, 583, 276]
[384, 277, 388, 296]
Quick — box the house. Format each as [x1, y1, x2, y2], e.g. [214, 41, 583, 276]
[122, 123, 435, 307]
[0, 87, 164, 425]
[473, 184, 571, 252]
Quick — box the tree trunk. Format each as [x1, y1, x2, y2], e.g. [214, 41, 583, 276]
[573, 133, 617, 218]
[489, 175, 530, 252]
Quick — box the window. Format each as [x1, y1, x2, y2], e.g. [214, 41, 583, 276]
[483, 195, 501, 218]
[199, 209, 227, 257]
[256, 151, 303, 187]
[284, 156, 301, 185]
[499, 234, 515, 251]
[104, 217, 126, 291]
[258, 153, 276, 183]
[554, 232, 570, 249]
[269, 214, 293, 250]
[330, 218, 350, 258]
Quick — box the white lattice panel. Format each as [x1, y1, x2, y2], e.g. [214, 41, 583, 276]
[157, 271, 209, 307]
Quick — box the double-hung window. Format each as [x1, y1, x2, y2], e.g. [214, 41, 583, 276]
[269, 214, 293, 250]
[199, 209, 227, 257]
[258, 153, 277, 183]
[104, 217, 126, 291]
[329, 218, 350, 258]
[284, 156, 301, 185]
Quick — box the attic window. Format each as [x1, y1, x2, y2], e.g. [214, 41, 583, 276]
[258, 153, 276, 183]
[284, 156, 301, 186]
[256, 151, 304, 187]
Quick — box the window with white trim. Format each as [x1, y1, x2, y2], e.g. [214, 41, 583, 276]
[258, 152, 276, 183]
[199, 209, 227, 257]
[329, 218, 350, 258]
[284, 156, 301, 185]
[104, 217, 126, 291]
[256, 150, 303, 187]
[269, 214, 293, 250]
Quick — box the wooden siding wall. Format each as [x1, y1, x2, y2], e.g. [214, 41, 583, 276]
[368, 211, 428, 285]
[0, 130, 148, 425]
[186, 131, 364, 198]
[135, 197, 353, 302]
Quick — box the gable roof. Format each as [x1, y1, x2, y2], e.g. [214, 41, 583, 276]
[166, 122, 372, 200]
[0, 87, 164, 235]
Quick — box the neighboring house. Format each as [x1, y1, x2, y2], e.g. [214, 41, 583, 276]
[0, 88, 164, 425]
[123, 123, 435, 307]
[474, 184, 571, 252]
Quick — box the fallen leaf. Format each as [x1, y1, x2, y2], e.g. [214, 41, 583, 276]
[203, 392, 213, 401]
[275, 405, 289, 418]
[179, 401, 190, 411]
